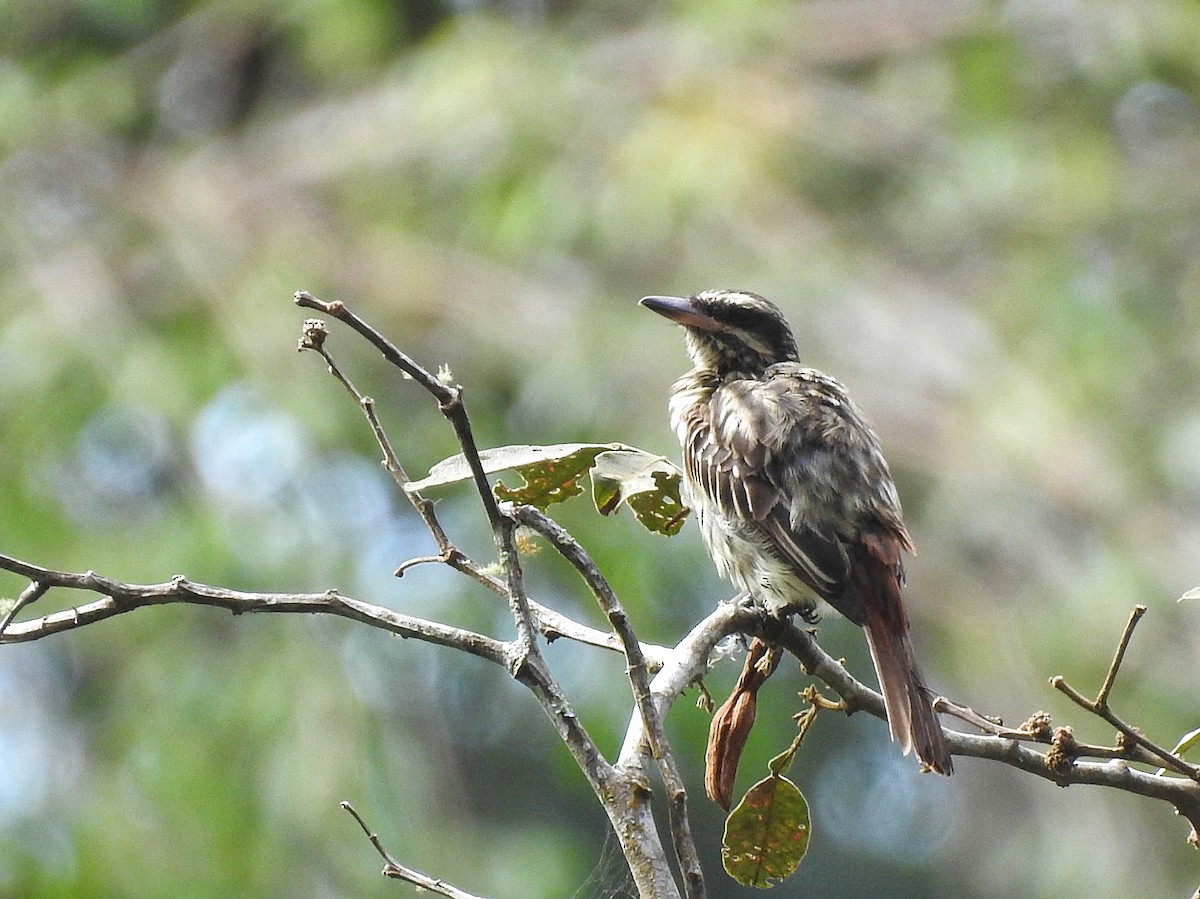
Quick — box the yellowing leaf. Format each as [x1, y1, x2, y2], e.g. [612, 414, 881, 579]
[722, 774, 810, 888]
[406, 443, 626, 495]
[493, 448, 601, 507]
[590, 450, 688, 535]
[406, 443, 690, 534]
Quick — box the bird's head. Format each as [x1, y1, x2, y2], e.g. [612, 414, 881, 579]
[639, 289, 799, 375]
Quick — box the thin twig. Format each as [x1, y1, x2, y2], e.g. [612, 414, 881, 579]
[300, 314, 537, 641]
[934, 698, 1048, 741]
[1051, 604, 1200, 781]
[295, 292, 503, 529]
[528, 598, 671, 669]
[1097, 604, 1146, 707]
[1, 548, 662, 677]
[771, 683, 843, 776]
[342, 802, 489, 899]
[298, 316, 457, 556]
[0, 579, 48, 634]
[393, 555, 446, 576]
[771, 608, 1200, 842]
[296, 297, 636, 671]
[296, 293, 541, 665]
[1052, 676, 1200, 779]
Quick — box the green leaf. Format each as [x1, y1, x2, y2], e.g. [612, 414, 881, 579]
[405, 443, 622, 494]
[589, 450, 688, 535]
[492, 445, 607, 508]
[1172, 727, 1200, 757]
[405, 443, 690, 533]
[722, 774, 811, 888]
[1156, 726, 1200, 775]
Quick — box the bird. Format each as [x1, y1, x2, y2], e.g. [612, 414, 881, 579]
[640, 289, 952, 775]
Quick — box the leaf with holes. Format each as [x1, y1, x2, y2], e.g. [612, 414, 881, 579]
[590, 450, 688, 536]
[491, 445, 608, 508]
[408, 443, 690, 531]
[722, 774, 811, 888]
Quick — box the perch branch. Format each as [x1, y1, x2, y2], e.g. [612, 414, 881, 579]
[771, 609, 1200, 842]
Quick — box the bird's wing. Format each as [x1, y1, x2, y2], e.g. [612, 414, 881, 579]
[682, 371, 853, 601]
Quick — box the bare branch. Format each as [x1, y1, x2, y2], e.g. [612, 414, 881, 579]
[772, 609, 1200, 843]
[530, 600, 671, 670]
[510, 503, 705, 899]
[389, 552, 670, 668]
[298, 315, 469, 572]
[935, 698, 1038, 740]
[0, 554, 509, 665]
[294, 293, 684, 895]
[1051, 605, 1200, 781]
[296, 292, 542, 667]
[1097, 603, 1145, 707]
[952, 729, 1200, 839]
[393, 554, 447, 576]
[295, 291, 503, 530]
[342, 802, 489, 899]
[301, 311, 570, 668]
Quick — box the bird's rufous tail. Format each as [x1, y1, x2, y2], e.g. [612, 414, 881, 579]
[857, 530, 953, 775]
[863, 606, 953, 775]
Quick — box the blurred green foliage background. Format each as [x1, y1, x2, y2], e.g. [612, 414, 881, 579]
[3, 0, 1200, 896]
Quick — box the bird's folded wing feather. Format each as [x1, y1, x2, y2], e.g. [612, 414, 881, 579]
[683, 373, 853, 601]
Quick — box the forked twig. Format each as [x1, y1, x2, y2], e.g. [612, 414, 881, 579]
[295, 291, 545, 665]
[1051, 605, 1200, 781]
[295, 293, 689, 898]
[295, 292, 503, 529]
[300, 310, 664, 668]
[342, 802, 489, 899]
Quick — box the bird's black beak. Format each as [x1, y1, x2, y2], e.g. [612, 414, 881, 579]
[639, 295, 723, 332]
